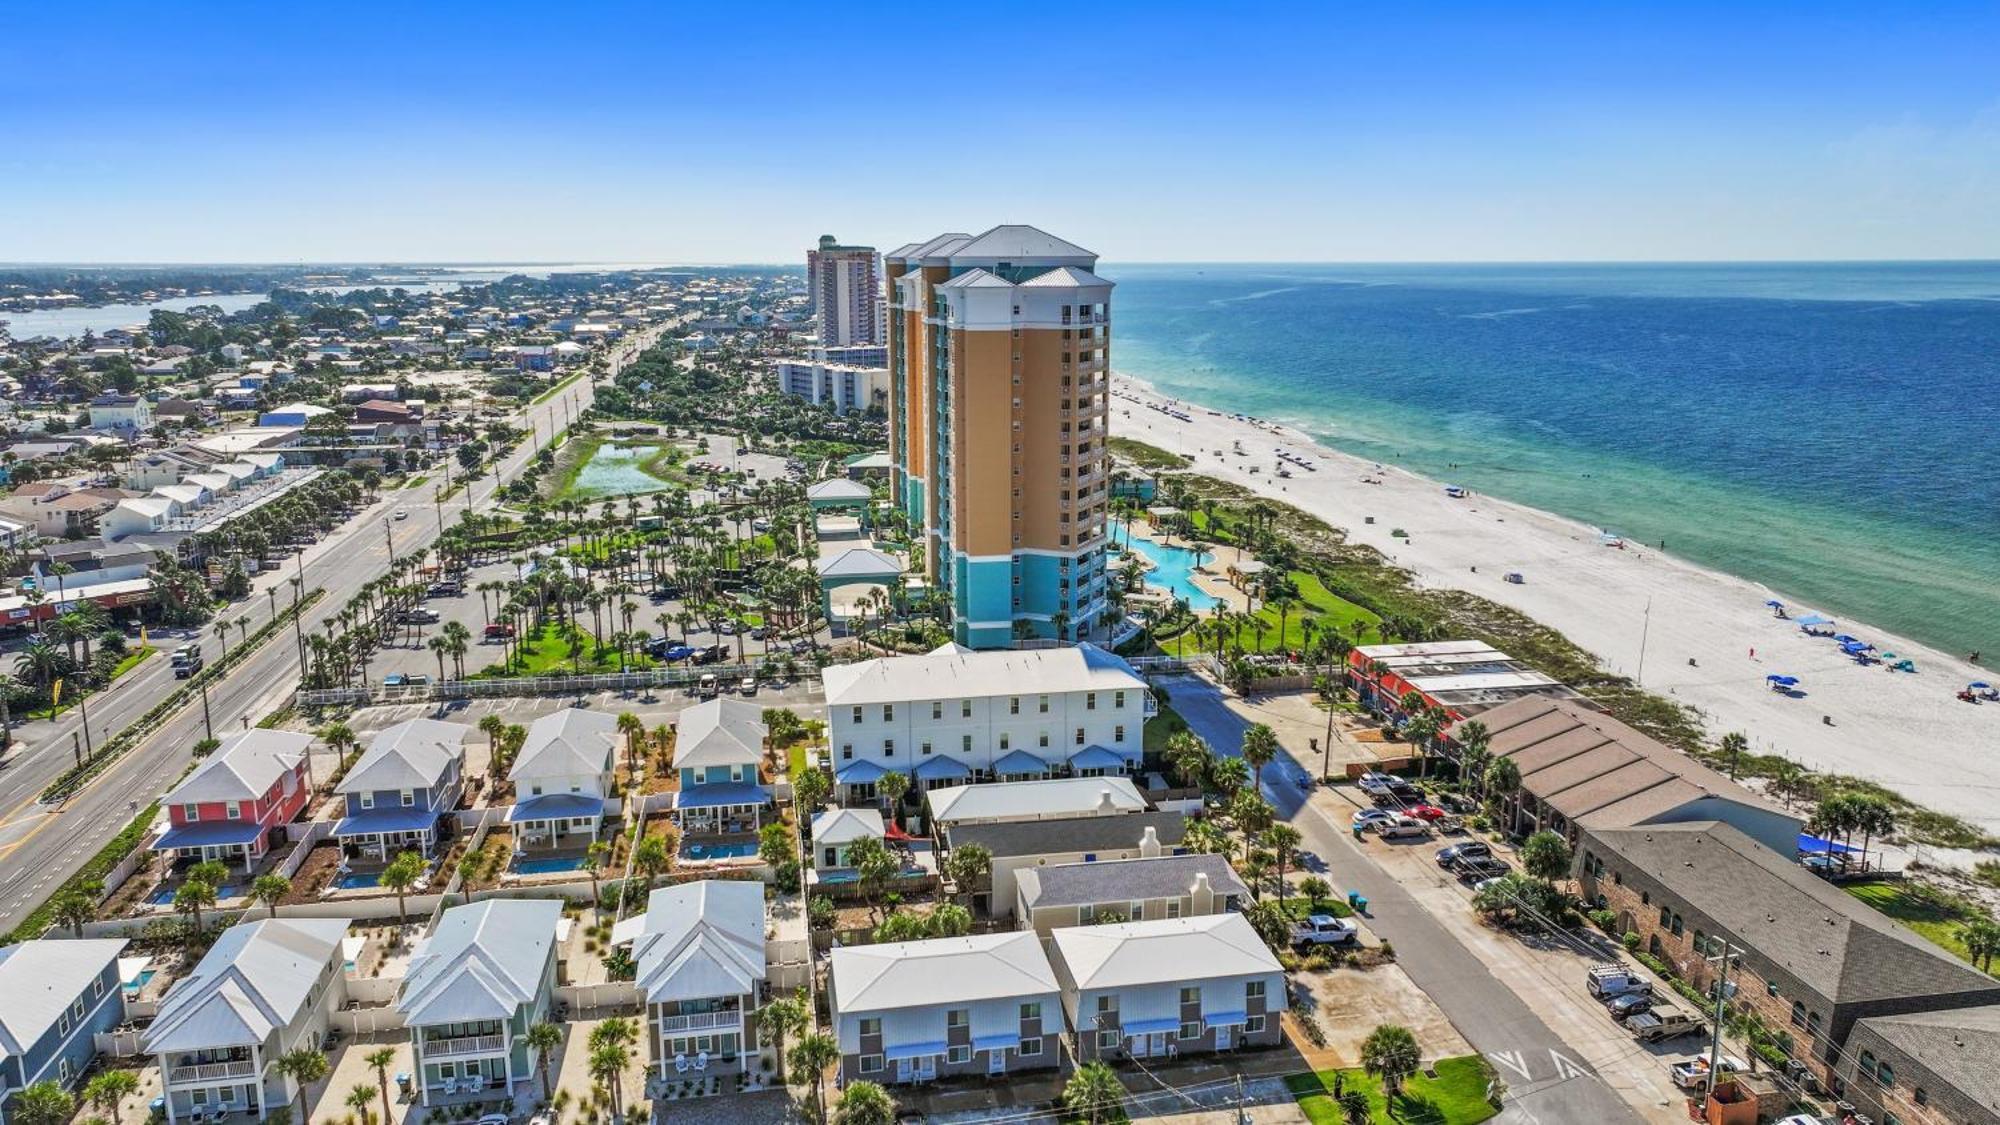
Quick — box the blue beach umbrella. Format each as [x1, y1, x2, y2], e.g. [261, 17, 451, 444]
[1766, 674, 1800, 686]
[1835, 634, 1860, 643]
[1972, 681, 1993, 690]
[1764, 599, 1785, 608]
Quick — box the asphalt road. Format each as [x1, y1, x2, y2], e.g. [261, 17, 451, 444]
[0, 327, 667, 930]
[1163, 678, 1645, 1125]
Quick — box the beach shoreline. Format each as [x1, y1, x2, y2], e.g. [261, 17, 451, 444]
[1110, 371, 2000, 841]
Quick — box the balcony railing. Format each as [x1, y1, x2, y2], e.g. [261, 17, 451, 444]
[423, 1034, 507, 1059]
[659, 1010, 742, 1034]
[168, 1059, 257, 1085]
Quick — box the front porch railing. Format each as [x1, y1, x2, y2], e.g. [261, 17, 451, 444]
[168, 1059, 257, 1084]
[424, 1034, 508, 1059]
[659, 1010, 740, 1033]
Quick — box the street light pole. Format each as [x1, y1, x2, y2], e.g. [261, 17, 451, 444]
[199, 676, 213, 741]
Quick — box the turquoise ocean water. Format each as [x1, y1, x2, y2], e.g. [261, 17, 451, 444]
[1105, 263, 2000, 658]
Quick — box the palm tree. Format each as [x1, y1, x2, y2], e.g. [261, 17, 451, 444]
[1264, 823, 1303, 903]
[833, 1080, 896, 1125]
[583, 839, 612, 913]
[1240, 723, 1279, 794]
[343, 1084, 375, 1125]
[1063, 1061, 1126, 1124]
[251, 874, 291, 918]
[174, 878, 218, 934]
[1718, 731, 1749, 780]
[275, 1048, 330, 1117]
[632, 833, 672, 887]
[1481, 756, 1522, 834]
[364, 1048, 396, 1125]
[83, 1069, 139, 1122]
[760, 991, 809, 1083]
[1361, 1023, 1422, 1098]
[1960, 918, 2000, 973]
[52, 890, 96, 937]
[12, 1081, 74, 1125]
[588, 1041, 631, 1118]
[381, 850, 427, 942]
[525, 1021, 564, 1097]
[1229, 791, 1274, 866]
[787, 1033, 841, 1125]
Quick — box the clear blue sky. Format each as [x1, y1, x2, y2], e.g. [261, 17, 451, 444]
[3, 1, 1997, 263]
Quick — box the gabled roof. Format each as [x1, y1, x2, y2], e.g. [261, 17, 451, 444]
[937, 268, 1015, 290]
[942, 811, 1187, 860]
[830, 931, 1056, 1014]
[399, 899, 560, 1025]
[623, 881, 766, 1003]
[951, 224, 1095, 261]
[1019, 265, 1114, 288]
[816, 547, 905, 580]
[1585, 821, 2000, 1006]
[675, 698, 765, 770]
[1049, 913, 1280, 991]
[909, 233, 975, 261]
[806, 478, 873, 501]
[927, 776, 1146, 826]
[342, 718, 467, 793]
[0, 939, 127, 1062]
[822, 642, 1145, 707]
[167, 729, 311, 805]
[811, 806, 884, 847]
[1852, 1004, 2000, 1114]
[145, 918, 349, 1053]
[511, 708, 619, 781]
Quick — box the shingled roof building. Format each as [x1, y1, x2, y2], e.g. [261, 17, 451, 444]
[1446, 697, 1802, 855]
[1578, 821, 2000, 1100]
[1840, 1004, 2000, 1125]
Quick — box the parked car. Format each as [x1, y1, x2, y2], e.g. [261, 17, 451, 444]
[691, 644, 728, 665]
[1586, 964, 1653, 999]
[1352, 808, 1397, 827]
[383, 673, 431, 687]
[1669, 1054, 1745, 1089]
[1606, 992, 1654, 1020]
[1404, 804, 1450, 821]
[697, 674, 718, 699]
[1371, 816, 1432, 840]
[1290, 915, 1359, 948]
[396, 607, 440, 624]
[1436, 841, 1492, 868]
[1455, 857, 1511, 884]
[739, 676, 757, 695]
[426, 581, 461, 598]
[483, 622, 516, 641]
[1356, 771, 1399, 796]
[1625, 1005, 1702, 1042]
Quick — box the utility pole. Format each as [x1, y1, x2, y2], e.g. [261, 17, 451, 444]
[1636, 595, 1653, 686]
[77, 691, 93, 761]
[1704, 940, 1742, 1100]
[383, 518, 395, 565]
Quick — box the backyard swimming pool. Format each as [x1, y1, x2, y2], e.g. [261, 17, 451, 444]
[514, 855, 586, 875]
[681, 841, 758, 861]
[1117, 525, 1223, 611]
[123, 968, 156, 995]
[334, 870, 382, 890]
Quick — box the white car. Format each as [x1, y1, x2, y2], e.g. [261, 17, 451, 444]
[1356, 771, 1398, 795]
[1351, 807, 1396, 826]
[393, 508, 409, 520]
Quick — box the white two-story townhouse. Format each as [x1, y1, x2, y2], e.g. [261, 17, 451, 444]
[397, 899, 562, 1106]
[507, 709, 619, 852]
[828, 932, 1061, 1087]
[617, 881, 766, 1084]
[145, 918, 350, 1123]
[1049, 913, 1285, 1064]
[0, 938, 128, 1125]
[821, 643, 1154, 801]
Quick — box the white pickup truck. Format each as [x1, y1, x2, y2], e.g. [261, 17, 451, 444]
[1670, 1054, 1746, 1090]
[1290, 915, 1359, 948]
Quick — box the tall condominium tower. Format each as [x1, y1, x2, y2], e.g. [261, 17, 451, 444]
[884, 226, 1114, 649]
[807, 234, 882, 346]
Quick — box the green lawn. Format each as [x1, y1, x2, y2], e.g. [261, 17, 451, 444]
[786, 741, 808, 779]
[1144, 698, 1191, 755]
[1245, 569, 1384, 653]
[481, 624, 658, 678]
[1844, 880, 1983, 965]
[1280, 895, 1356, 920]
[110, 646, 155, 681]
[1288, 1058, 1498, 1125]
[1107, 436, 1187, 470]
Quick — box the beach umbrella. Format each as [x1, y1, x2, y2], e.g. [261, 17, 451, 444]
[1880, 652, 1898, 660]
[1835, 634, 1860, 643]
[1972, 681, 1993, 690]
[1765, 674, 1800, 686]
[1765, 599, 1784, 607]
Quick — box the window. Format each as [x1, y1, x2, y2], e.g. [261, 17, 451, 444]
[962, 700, 972, 718]
[859, 1055, 883, 1074]
[1010, 697, 1020, 715]
[1693, 930, 1706, 953]
[58, 1058, 72, 1084]
[947, 1044, 972, 1064]
[999, 734, 1010, 750]
[859, 1018, 881, 1037]
[921, 741, 932, 756]
[1020, 1002, 1041, 1021]
[1039, 732, 1050, 748]
[1114, 725, 1125, 743]
[882, 739, 894, 757]
[1658, 906, 1671, 927]
[1860, 1050, 1877, 1076]
[1877, 1061, 1895, 1086]
[883, 705, 894, 721]
[1075, 727, 1086, 746]
[58, 1010, 71, 1035]
[1178, 1021, 1202, 1040]
[401, 790, 415, 807]
[1166, 899, 1183, 919]
[1086, 692, 1097, 711]
[1670, 913, 1685, 937]
[360, 793, 375, 810]
[841, 744, 853, 760]
[1180, 986, 1201, 1006]
[1915, 1088, 1929, 1107]
[851, 707, 863, 724]
[963, 735, 973, 753]
[1115, 690, 1126, 708]
[1019, 1037, 1042, 1057]
[1096, 996, 1116, 1014]
[932, 701, 942, 720]
[947, 1009, 969, 1029]
[183, 803, 199, 822]
[225, 801, 241, 820]
[1098, 1030, 1120, 1049]
[1247, 981, 1266, 1002]
[1038, 695, 1049, 713]
[1247, 1015, 1266, 1033]
[1790, 1001, 1806, 1027]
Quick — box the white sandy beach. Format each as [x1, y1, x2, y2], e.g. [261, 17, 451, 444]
[1112, 373, 2000, 842]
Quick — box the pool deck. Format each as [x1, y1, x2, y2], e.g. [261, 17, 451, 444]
[1122, 519, 1254, 614]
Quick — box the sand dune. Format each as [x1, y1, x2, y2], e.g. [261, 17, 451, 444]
[1113, 374, 2000, 842]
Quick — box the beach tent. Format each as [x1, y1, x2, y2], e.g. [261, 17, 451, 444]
[1797, 834, 1859, 856]
[1794, 613, 1833, 628]
[1765, 674, 1800, 688]
[1835, 634, 1861, 644]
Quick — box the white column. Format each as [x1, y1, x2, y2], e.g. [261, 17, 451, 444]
[251, 1043, 266, 1121]
[414, 1034, 430, 1107]
[161, 1057, 178, 1125]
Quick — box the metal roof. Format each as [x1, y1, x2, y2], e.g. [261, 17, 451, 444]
[625, 881, 766, 1004]
[0, 939, 127, 1062]
[399, 899, 560, 1025]
[830, 931, 1056, 1014]
[674, 698, 765, 770]
[1049, 913, 1279, 992]
[927, 776, 1145, 826]
[512, 708, 618, 781]
[166, 729, 311, 805]
[341, 718, 467, 793]
[822, 642, 1145, 708]
[145, 918, 349, 1053]
[1015, 853, 1247, 911]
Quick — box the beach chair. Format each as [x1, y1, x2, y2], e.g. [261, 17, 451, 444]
[441, 1078, 458, 1097]
[467, 1075, 485, 1094]
[695, 1051, 709, 1071]
[674, 1054, 689, 1075]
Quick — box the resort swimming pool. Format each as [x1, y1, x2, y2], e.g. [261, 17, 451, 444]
[1117, 526, 1223, 611]
[514, 855, 586, 874]
[681, 841, 758, 861]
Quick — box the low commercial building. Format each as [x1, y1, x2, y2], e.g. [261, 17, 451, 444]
[822, 644, 1153, 799]
[828, 932, 1061, 1086]
[0, 939, 128, 1118]
[941, 810, 1186, 917]
[398, 899, 561, 1106]
[1013, 853, 1247, 937]
[1349, 640, 1581, 720]
[1577, 821, 2000, 1098]
[145, 918, 350, 1123]
[1049, 913, 1285, 1062]
[1445, 698, 1802, 855]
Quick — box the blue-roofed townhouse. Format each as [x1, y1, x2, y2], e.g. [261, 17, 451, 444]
[670, 699, 769, 836]
[507, 709, 618, 854]
[333, 719, 468, 864]
[0, 939, 128, 1124]
[144, 918, 350, 1123]
[397, 899, 562, 1107]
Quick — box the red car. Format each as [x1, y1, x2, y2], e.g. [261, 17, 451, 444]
[1404, 804, 1450, 821]
[483, 622, 517, 640]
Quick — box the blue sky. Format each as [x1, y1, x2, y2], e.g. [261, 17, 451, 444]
[3, 1, 1997, 263]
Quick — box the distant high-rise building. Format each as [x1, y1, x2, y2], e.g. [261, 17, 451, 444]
[807, 234, 882, 346]
[884, 226, 1113, 649]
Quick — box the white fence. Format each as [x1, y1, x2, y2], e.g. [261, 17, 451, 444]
[298, 658, 823, 708]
